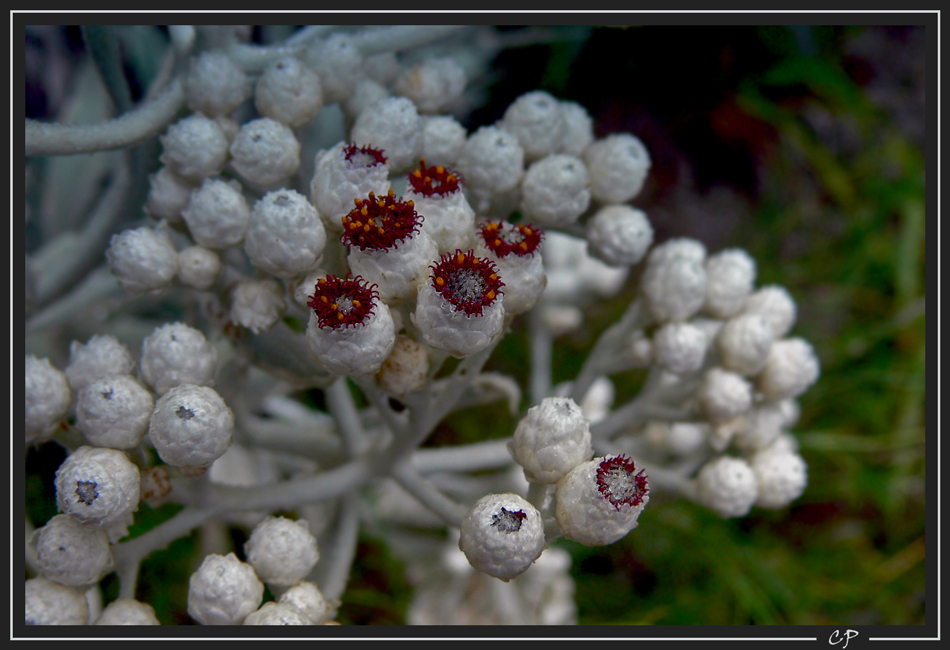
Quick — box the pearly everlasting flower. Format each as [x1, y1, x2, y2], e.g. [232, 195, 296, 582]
[140, 322, 217, 396]
[377, 335, 430, 397]
[646, 421, 709, 457]
[456, 125, 525, 211]
[305, 275, 396, 377]
[310, 142, 392, 231]
[351, 96, 423, 172]
[475, 221, 546, 315]
[229, 278, 287, 334]
[230, 118, 301, 187]
[393, 57, 467, 114]
[695, 456, 758, 518]
[459, 493, 545, 581]
[704, 248, 757, 319]
[732, 401, 787, 452]
[757, 338, 821, 401]
[541, 231, 629, 307]
[341, 190, 438, 302]
[144, 166, 195, 223]
[244, 516, 320, 586]
[717, 313, 775, 376]
[627, 330, 654, 368]
[278, 581, 334, 625]
[176, 246, 221, 290]
[149, 384, 234, 469]
[583, 133, 651, 204]
[652, 322, 708, 375]
[94, 598, 160, 625]
[343, 78, 390, 120]
[407, 159, 475, 254]
[181, 178, 250, 249]
[32, 514, 112, 586]
[65, 335, 136, 393]
[25, 577, 90, 625]
[586, 205, 653, 267]
[183, 51, 252, 117]
[698, 367, 754, 422]
[302, 33, 363, 104]
[245, 189, 326, 278]
[555, 455, 650, 546]
[412, 250, 506, 358]
[362, 51, 401, 86]
[742, 285, 797, 338]
[558, 101, 595, 157]
[640, 238, 708, 323]
[421, 115, 467, 167]
[244, 602, 312, 625]
[76, 375, 154, 449]
[508, 397, 593, 484]
[500, 90, 566, 162]
[159, 113, 230, 182]
[520, 154, 591, 228]
[26, 356, 71, 444]
[255, 56, 323, 128]
[54, 446, 140, 528]
[750, 448, 808, 509]
[187, 553, 264, 625]
[106, 226, 178, 295]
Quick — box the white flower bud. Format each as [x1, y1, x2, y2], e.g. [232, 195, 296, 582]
[500, 90, 566, 162]
[229, 278, 286, 334]
[640, 241, 707, 323]
[577, 376, 615, 425]
[459, 493, 545, 581]
[149, 384, 234, 469]
[302, 33, 363, 104]
[717, 313, 775, 376]
[352, 96, 424, 172]
[541, 231, 628, 305]
[181, 178, 251, 249]
[183, 51, 251, 116]
[245, 516, 320, 587]
[32, 514, 112, 586]
[475, 221, 546, 316]
[558, 101, 594, 157]
[305, 276, 397, 377]
[743, 285, 797, 338]
[187, 553, 263, 625]
[456, 125, 525, 197]
[106, 226, 178, 295]
[732, 402, 786, 452]
[255, 56, 323, 128]
[160, 114, 230, 182]
[750, 448, 807, 509]
[555, 455, 650, 546]
[586, 205, 653, 267]
[699, 367, 754, 422]
[508, 397, 593, 484]
[245, 189, 326, 278]
[65, 335, 135, 394]
[421, 115, 467, 167]
[393, 57, 466, 114]
[230, 118, 301, 187]
[94, 598, 160, 625]
[25, 577, 89, 625]
[520, 154, 591, 228]
[140, 322, 217, 396]
[54, 446, 140, 528]
[244, 602, 312, 625]
[757, 338, 820, 401]
[377, 335, 429, 397]
[583, 133, 651, 204]
[310, 142, 392, 231]
[646, 421, 709, 457]
[344, 78, 390, 120]
[278, 581, 334, 625]
[76, 375, 154, 449]
[652, 321, 708, 374]
[695, 456, 758, 518]
[627, 330, 654, 368]
[144, 166, 195, 223]
[26, 356, 71, 445]
[177, 246, 221, 290]
[362, 52, 401, 86]
[704, 248, 757, 319]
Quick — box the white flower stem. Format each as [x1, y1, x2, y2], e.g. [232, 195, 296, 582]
[529, 307, 553, 404]
[319, 493, 361, 602]
[411, 439, 513, 474]
[326, 378, 368, 456]
[391, 462, 467, 528]
[349, 25, 472, 57]
[570, 299, 647, 403]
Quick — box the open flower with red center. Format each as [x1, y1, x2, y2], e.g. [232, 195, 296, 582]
[304, 275, 396, 376]
[555, 454, 650, 546]
[310, 142, 391, 231]
[341, 189, 438, 303]
[406, 159, 476, 255]
[474, 220, 547, 315]
[411, 250, 506, 357]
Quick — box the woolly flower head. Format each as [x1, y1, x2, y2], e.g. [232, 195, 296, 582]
[459, 493, 545, 581]
[508, 397, 593, 484]
[54, 446, 140, 528]
[244, 516, 320, 587]
[187, 553, 263, 625]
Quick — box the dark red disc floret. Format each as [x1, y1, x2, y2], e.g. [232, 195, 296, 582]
[407, 158, 463, 197]
[307, 275, 378, 330]
[596, 454, 650, 511]
[341, 189, 422, 251]
[429, 250, 505, 317]
[343, 143, 387, 168]
[478, 221, 544, 258]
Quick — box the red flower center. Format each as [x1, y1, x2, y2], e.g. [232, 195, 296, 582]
[490, 507, 526, 534]
[596, 455, 649, 511]
[343, 143, 387, 169]
[478, 221, 544, 258]
[429, 250, 505, 316]
[407, 158, 463, 197]
[307, 275, 378, 329]
[341, 189, 422, 251]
